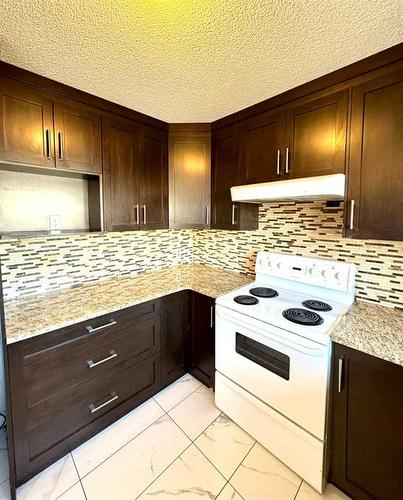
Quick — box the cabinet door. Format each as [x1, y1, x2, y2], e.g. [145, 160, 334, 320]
[54, 99, 102, 173]
[285, 90, 348, 179]
[346, 69, 403, 241]
[190, 292, 215, 388]
[0, 77, 54, 168]
[169, 127, 211, 229]
[160, 291, 189, 386]
[331, 344, 403, 500]
[211, 125, 242, 229]
[139, 127, 168, 229]
[102, 116, 140, 231]
[242, 111, 285, 183]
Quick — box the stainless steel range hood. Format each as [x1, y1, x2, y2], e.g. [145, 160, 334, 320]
[231, 174, 345, 203]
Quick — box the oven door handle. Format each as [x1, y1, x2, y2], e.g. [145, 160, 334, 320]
[216, 307, 326, 356]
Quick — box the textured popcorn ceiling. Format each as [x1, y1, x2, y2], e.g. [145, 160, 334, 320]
[0, 1, 401, 122]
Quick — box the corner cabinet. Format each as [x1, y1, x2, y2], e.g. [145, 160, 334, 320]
[168, 124, 211, 229]
[346, 68, 403, 241]
[330, 343, 403, 500]
[211, 124, 259, 230]
[102, 118, 168, 231]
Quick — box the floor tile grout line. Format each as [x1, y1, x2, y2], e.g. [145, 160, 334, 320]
[70, 452, 88, 500]
[191, 419, 251, 500]
[293, 478, 304, 500]
[29, 376, 199, 494]
[76, 406, 167, 482]
[226, 441, 256, 489]
[135, 411, 229, 497]
[153, 377, 203, 413]
[133, 440, 195, 500]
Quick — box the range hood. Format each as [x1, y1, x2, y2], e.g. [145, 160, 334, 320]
[231, 173, 345, 203]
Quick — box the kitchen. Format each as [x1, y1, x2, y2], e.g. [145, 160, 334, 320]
[0, 2, 402, 499]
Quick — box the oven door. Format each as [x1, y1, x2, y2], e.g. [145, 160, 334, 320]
[215, 305, 331, 439]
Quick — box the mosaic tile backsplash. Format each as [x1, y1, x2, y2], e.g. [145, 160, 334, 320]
[0, 230, 193, 300]
[0, 201, 402, 307]
[193, 201, 403, 308]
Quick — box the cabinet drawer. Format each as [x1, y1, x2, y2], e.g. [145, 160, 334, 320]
[19, 299, 159, 362]
[24, 315, 160, 407]
[25, 353, 161, 461]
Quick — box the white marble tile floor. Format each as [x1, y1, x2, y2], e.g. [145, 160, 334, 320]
[2, 374, 350, 500]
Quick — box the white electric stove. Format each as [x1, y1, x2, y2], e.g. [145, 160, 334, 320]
[215, 252, 356, 493]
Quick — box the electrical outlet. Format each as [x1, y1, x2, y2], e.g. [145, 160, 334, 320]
[49, 215, 61, 234]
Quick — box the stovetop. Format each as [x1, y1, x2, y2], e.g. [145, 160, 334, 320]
[216, 281, 349, 343]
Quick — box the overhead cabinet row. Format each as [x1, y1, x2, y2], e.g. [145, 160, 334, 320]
[0, 77, 102, 174]
[0, 75, 169, 232]
[211, 66, 403, 240]
[0, 55, 402, 240]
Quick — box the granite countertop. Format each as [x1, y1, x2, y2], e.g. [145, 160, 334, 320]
[331, 300, 403, 366]
[4, 263, 253, 344]
[5, 264, 402, 366]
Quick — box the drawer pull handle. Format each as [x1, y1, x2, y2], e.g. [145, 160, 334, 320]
[87, 350, 117, 369]
[86, 320, 117, 334]
[89, 392, 118, 414]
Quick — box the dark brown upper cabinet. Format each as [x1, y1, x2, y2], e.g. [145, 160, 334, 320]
[169, 124, 211, 229]
[211, 124, 258, 230]
[0, 77, 55, 168]
[0, 76, 102, 174]
[284, 90, 348, 179]
[239, 90, 348, 183]
[241, 111, 286, 184]
[140, 126, 169, 230]
[53, 98, 102, 174]
[103, 118, 168, 232]
[102, 116, 141, 231]
[331, 343, 403, 500]
[346, 68, 403, 241]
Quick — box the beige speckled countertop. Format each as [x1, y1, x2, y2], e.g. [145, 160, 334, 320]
[4, 264, 402, 366]
[332, 301, 403, 366]
[4, 263, 253, 344]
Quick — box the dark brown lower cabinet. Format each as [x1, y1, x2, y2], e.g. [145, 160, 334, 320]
[330, 343, 403, 500]
[160, 291, 189, 386]
[7, 291, 216, 486]
[189, 292, 215, 388]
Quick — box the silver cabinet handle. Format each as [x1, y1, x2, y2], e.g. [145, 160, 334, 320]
[87, 350, 117, 369]
[349, 200, 355, 230]
[231, 204, 237, 225]
[58, 131, 63, 160]
[285, 147, 289, 174]
[276, 149, 281, 176]
[206, 205, 210, 225]
[142, 204, 147, 225]
[210, 305, 214, 328]
[89, 392, 118, 414]
[134, 204, 140, 225]
[338, 357, 344, 393]
[45, 129, 51, 158]
[86, 319, 117, 334]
